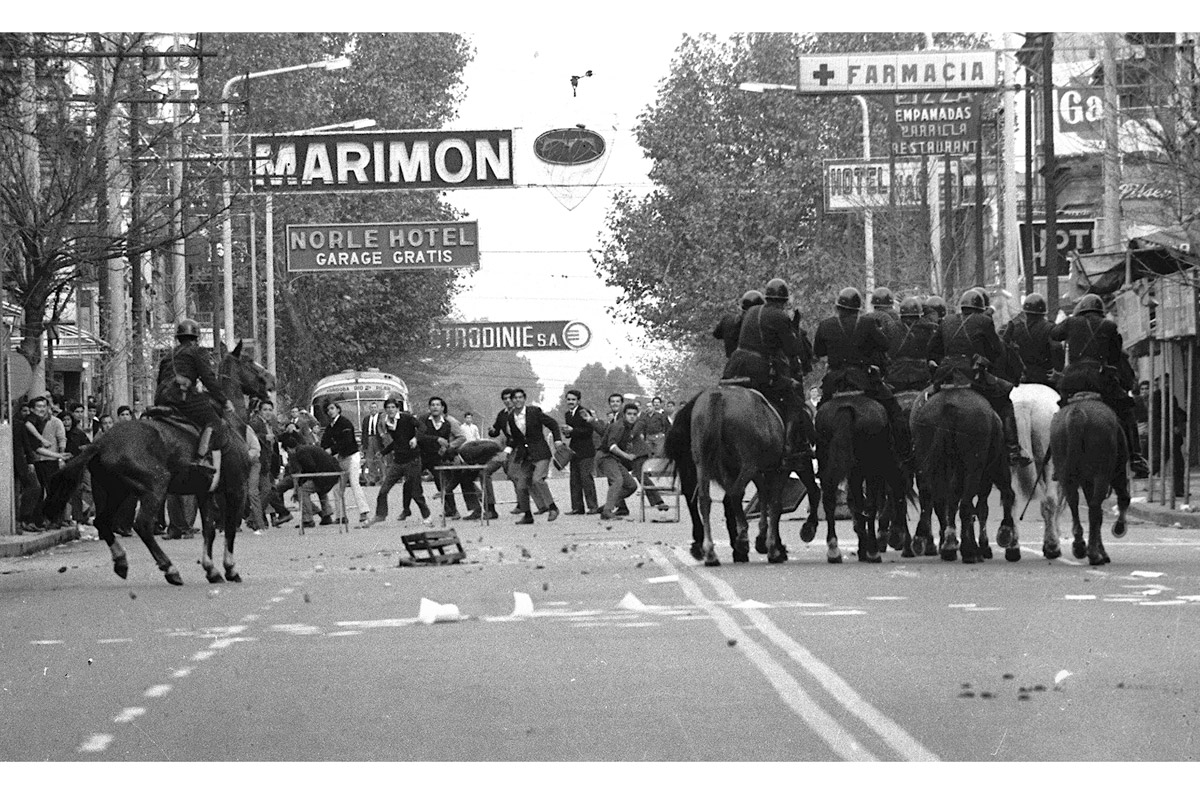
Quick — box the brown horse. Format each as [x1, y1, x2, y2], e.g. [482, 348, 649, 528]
[685, 386, 788, 566]
[1050, 394, 1129, 566]
[911, 387, 1019, 564]
[814, 393, 903, 563]
[44, 343, 273, 585]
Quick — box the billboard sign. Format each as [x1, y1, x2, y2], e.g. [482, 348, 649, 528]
[825, 157, 960, 211]
[1019, 219, 1096, 276]
[798, 50, 997, 94]
[430, 320, 592, 352]
[285, 221, 479, 272]
[1056, 87, 1104, 137]
[252, 130, 513, 192]
[885, 92, 981, 157]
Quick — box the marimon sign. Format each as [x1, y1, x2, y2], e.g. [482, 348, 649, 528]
[251, 130, 513, 192]
[797, 50, 997, 94]
[286, 222, 479, 272]
[431, 321, 592, 352]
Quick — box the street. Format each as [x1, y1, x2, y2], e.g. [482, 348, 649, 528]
[2, 476, 1199, 763]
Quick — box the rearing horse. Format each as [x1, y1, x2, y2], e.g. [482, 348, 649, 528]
[44, 343, 273, 585]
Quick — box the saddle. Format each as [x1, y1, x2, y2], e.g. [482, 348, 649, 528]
[143, 405, 202, 436]
[1066, 391, 1104, 404]
[832, 389, 864, 398]
[719, 377, 752, 387]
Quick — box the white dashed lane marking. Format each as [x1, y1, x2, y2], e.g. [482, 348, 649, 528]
[78, 734, 113, 753]
[144, 685, 172, 699]
[113, 707, 146, 724]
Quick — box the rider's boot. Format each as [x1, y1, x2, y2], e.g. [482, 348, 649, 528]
[1120, 405, 1150, 478]
[1001, 404, 1033, 467]
[196, 425, 221, 492]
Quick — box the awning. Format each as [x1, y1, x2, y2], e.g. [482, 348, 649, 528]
[1070, 224, 1198, 296]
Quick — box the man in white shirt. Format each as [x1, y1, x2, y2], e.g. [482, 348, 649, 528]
[461, 412, 481, 442]
[362, 401, 383, 486]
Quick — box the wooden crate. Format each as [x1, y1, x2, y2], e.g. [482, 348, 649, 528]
[399, 528, 466, 566]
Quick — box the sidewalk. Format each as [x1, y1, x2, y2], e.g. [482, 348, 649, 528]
[0, 523, 81, 558]
[1122, 473, 1200, 529]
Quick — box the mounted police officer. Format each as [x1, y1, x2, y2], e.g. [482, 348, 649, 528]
[812, 287, 910, 462]
[865, 286, 901, 340]
[155, 319, 230, 492]
[1000, 292, 1063, 386]
[887, 297, 938, 392]
[929, 289, 1032, 467]
[722, 278, 813, 461]
[713, 289, 765, 358]
[1050, 293, 1148, 476]
[922, 295, 947, 326]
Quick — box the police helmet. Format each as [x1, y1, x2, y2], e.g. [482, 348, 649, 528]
[764, 278, 790, 303]
[959, 289, 986, 313]
[741, 289, 765, 310]
[870, 286, 895, 308]
[1074, 294, 1104, 315]
[1022, 292, 1048, 315]
[899, 297, 923, 318]
[972, 286, 991, 307]
[835, 287, 863, 311]
[175, 318, 201, 339]
[923, 295, 947, 318]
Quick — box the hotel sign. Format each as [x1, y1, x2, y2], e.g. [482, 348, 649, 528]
[252, 130, 513, 192]
[285, 221, 479, 272]
[825, 157, 960, 211]
[798, 50, 997, 94]
[431, 321, 592, 352]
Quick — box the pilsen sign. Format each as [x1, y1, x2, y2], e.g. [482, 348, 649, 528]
[431, 321, 592, 352]
[285, 222, 479, 272]
[797, 50, 997, 94]
[251, 130, 513, 192]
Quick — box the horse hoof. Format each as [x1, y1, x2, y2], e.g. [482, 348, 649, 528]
[875, 533, 888, 553]
[225, 569, 242, 583]
[1005, 547, 1022, 563]
[888, 528, 905, 551]
[827, 553, 843, 564]
[996, 526, 1014, 549]
[962, 553, 979, 564]
[1088, 553, 1106, 566]
[901, 546, 915, 558]
[858, 552, 882, 564]
[941, 550, 958, 562]
[979, 546, 994, 560]
[911, 537, 926, 557]
[113, 560, 128, 580]
[206, 570, 225, 584]
[732, 549, 750, 563]
[704, 553, 721, 567]
[164, 568, 183, 586]
[689, 543, 705, 561]
[1113, 519, 1127, 538]
[768, 549, 788, 564]
[1043, 545, 1062, 560]
[1072, 540, 1088, 560]
[754, 535, 767, 555]
[800, 521, 817, 543]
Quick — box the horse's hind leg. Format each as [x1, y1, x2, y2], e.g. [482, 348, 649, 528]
[1065, 483, 1087, 560]
[133, 485, 181, 586]
[797, 455, 821, 543]
[198, 494, 224, 583]
[821, 468, 842, 564]
[851, 474, 880, 563]
[1111, 464, 1131, 541]
[223, 486, 246, 581]
[974, 483, 993, 560]
[91, 469, 128, 580]
[693, 470, 719, 567]
[1087, 480, 1111, 566]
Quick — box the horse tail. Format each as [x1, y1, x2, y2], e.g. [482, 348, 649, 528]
[824, 404, 857, 485]
[43, 443, 100, 521]
[922, 401, 956, 490]
[695, 390, 732, 487]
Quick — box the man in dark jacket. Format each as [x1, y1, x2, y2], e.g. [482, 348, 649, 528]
[373, 396, 431, 525]
[929, 288, 1031, 466]
[320, 401, 368, 524]
[272, 431, 344, 526]
[418, 396, 477, 520]
[562, 389, 600, 514]
[504, 387, 565, 524]
[1051, 293, 1147, 475]
[155, 318, 229, 492]
[713, 290, 765, 358]
[887, 297, 938, 392]
[1000, 292, 1062, 386]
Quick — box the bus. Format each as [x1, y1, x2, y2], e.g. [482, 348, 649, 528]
[309, 368, 409, 441]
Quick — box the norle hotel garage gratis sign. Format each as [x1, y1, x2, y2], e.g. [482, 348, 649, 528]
[286, 222, 479, 272]
[251, 130, 513, 192]
[797, 50, 998, 94]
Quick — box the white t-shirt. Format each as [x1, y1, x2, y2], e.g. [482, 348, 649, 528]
[461, 422, 480, 442]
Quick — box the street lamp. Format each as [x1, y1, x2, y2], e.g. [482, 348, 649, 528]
[737, 82, 874, 290]
[220, 55, 351, 351]
[259, 117, 377, 378]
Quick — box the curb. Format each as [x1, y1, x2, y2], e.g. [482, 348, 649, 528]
[0, 524, 81, 558]
[1123, 502, 1200, 529]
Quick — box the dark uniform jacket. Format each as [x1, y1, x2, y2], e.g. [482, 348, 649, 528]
[320, 414, 359, 459]
[929, 311, 1013, 399]
[564, 406, 597, 458]
[713, 312, 745, 358]
[1001, 313, 1061, 385]
[887, 318, 938, 390]
[154, 343, 227, 426]
[864, 308, 901, 362]
[487, 408, 511, 439]
[1050, 312, 1126, 401]
[813, 312, 892, 397]
[504, 405, 562, 463]
[723, 304, 807, 390]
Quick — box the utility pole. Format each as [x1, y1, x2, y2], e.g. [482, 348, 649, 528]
[129, 80, 146, 406]
[1041, 34, 1060, 317]
[924, 33, 942, 294]
[1102, 33, 1122, 253]
[1001, 33, 1022, 313]
[95, 36, 130, 412]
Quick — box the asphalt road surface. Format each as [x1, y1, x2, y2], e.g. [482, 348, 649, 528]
[2, 476, 1198, 764]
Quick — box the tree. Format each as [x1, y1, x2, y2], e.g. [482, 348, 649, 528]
[594, 32, 989, 354]
[200, 33, 473, 395]
[548, 362, 644, 417]
[636, 342, 724, 406]
[396, 349, 542, 421]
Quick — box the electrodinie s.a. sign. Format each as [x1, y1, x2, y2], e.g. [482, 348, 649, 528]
[251, 130, 513, 192]
[285, 222, 479, 272]
[430, 321, 592, 352]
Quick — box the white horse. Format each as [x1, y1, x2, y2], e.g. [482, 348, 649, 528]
[1011, 382, 1065, 558]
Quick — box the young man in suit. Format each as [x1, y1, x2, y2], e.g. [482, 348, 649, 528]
[320, 401, 369, 525]
[503, 387, 565, 524]
[562, 389, 600, 514]
[373, 397, 432, 525]
[421, 396, 478, 520]
[481, 388, 516, 519]
[361, 400, 383, 486]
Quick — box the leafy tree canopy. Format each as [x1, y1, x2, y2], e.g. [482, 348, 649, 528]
[548, 361, 645, 417]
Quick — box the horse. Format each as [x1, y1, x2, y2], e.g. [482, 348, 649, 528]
[875, 387, 927, 558]
[44, 343, 273, 585]
[911, 387, 1020, 564]
[683, 386, 788, 566]
[814, 392, 904, 564]
[1050, 394, 1130, 566]
[1011, 382, 1065, 559]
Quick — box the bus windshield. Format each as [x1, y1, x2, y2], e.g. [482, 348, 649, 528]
[310, 370, 408, 439]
